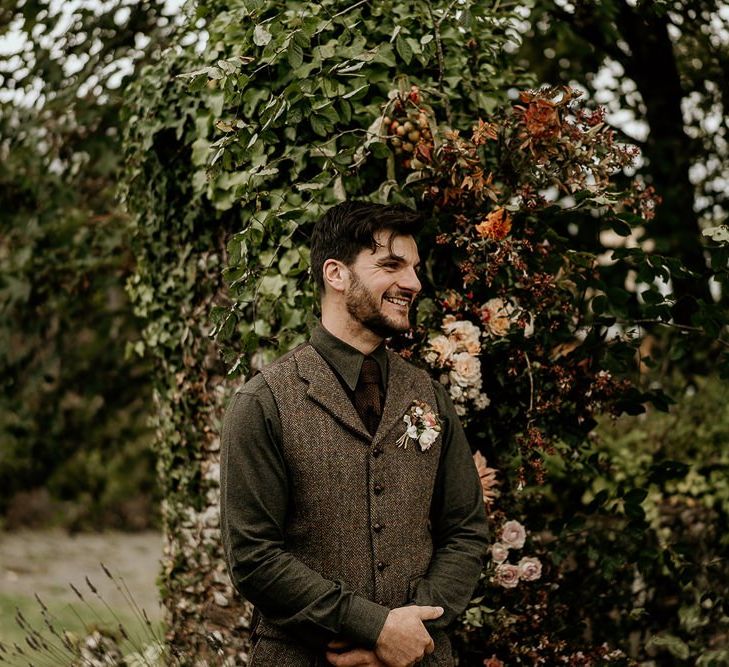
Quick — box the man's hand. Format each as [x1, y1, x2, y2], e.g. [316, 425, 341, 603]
[325, 640, 387, 666]
[374, 605, 444, 667]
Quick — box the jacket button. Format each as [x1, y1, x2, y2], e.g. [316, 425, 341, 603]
[373, 483, 383, 495]
[377, 561, 387, 571]
[373, 522, 384, 532]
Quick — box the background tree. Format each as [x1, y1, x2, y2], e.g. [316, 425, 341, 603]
[0, 0, 176, 526]
[517, 0, 728, 343]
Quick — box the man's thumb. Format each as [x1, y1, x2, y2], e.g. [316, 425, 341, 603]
[417, 605, 444, 620]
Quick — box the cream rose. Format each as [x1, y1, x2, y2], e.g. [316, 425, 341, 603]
[490, 542, 509, 563]
[443, 318, 482, 354]
[493, 563, 520, 589]
[418, 429, 439, 450]
[501, 520, 527, 549]
[449, 352, 482, 388]
[449, 384, 464, 401]
[474, 393, 491, 410]
[517, 556, 542, 581]
[481, 297, 514, 337]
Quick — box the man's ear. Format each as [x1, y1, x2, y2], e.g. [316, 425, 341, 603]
[322, 259, 349, 294]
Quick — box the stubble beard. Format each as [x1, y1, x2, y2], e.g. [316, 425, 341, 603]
[345, 269, 411, 339]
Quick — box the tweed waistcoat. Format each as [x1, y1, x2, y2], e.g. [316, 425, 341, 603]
[253, 342, 453, 666]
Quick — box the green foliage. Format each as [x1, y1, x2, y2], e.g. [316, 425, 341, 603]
[0, 0, 174, 525]
[517, 0, 729, 360]
[183, 0, 532, 373]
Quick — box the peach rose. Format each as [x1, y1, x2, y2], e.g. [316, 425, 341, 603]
[480, 298, 514, 337]
[501, 520, 526, 549]
[484, 656, 505, 667]
[449, 352, 482, 388]
[424, 334, 456, 366]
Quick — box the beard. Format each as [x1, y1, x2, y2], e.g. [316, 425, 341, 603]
[344, 269, 411, 339]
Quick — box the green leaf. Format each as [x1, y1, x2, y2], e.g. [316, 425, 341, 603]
[287, 39, 304, 68]
[396, 34, 413, 64]
[254, 24, 272, 46]
[647, 634, 690, 660]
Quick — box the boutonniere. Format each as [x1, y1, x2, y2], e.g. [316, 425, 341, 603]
[395, 400, 442, 452]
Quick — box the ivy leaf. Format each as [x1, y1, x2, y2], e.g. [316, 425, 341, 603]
[646, 634, 690, 660]
[287, 39, 304, 68]
[396, 34, 413, 64]
[254, 24, 273, 46]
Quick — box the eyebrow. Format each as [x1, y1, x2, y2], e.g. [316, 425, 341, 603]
[376, 255, 421, 269]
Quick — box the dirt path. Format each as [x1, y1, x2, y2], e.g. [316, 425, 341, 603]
[0, 529, 163, 620]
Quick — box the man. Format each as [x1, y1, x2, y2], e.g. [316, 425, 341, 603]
[220, 202, 489, 667]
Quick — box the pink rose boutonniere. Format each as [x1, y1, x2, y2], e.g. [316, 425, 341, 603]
[396, 400, 442, 452]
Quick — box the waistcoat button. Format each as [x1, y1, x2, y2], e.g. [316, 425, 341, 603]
[377, 561, 387, 571]
[373, 483, 383, 495]
[373, 522, 383, 532]
[372, 447, 382, 458]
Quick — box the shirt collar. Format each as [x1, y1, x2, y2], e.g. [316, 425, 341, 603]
[309, 321, 389, 391]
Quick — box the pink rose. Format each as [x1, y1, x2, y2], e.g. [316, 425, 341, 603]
[518, 556, 542, 581]
[490, 542, 509, 563]
[493, 563, 520, 589]
[501, 520, 526, 549]
[423, 412, 438, 428]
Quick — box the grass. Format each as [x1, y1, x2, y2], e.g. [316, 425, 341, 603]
[0, 571, 165, 666]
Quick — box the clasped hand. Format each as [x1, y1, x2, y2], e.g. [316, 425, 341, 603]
[324, 605, 443, 667]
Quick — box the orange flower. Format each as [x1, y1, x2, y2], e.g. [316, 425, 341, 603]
[524, 98, 561, 140]
[473, 451, 500, 507]
[472, 119, 498, 145]
[475, 208, 512, 240]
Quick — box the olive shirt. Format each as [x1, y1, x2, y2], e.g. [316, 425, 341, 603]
[220, 322, 489, 650]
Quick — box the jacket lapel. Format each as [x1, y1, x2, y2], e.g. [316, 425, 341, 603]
[295, 344, 372, 442]
[371, 351, 424, 447]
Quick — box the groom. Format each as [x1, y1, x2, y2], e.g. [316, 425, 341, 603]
[220, 201, 488, 666]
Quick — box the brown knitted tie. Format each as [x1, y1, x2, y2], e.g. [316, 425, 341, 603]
[354, 357, 383, 436]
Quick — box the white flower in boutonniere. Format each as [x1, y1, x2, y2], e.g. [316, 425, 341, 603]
[395, 400, 442, 451]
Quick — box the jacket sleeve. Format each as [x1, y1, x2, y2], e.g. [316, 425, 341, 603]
[408, 380, 490, 631]
[219, 378, 390, 649]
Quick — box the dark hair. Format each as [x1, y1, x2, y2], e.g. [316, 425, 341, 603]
[309, 201, 422, 294]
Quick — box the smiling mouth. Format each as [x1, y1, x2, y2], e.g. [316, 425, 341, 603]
[383, 295, 411, 308]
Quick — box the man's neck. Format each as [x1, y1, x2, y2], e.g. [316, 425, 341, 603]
[320, 311, 384, 356]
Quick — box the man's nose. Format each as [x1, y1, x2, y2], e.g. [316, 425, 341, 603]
[399, 266, 422, 294]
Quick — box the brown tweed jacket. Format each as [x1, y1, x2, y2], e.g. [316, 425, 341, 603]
[254, 342, 454, 666]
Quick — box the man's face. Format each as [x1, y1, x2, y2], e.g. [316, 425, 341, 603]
[343, 230, 422, 338]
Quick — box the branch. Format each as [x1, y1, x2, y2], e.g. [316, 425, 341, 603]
[616, 318, 729, 348]
[425, 0, 458, 126]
